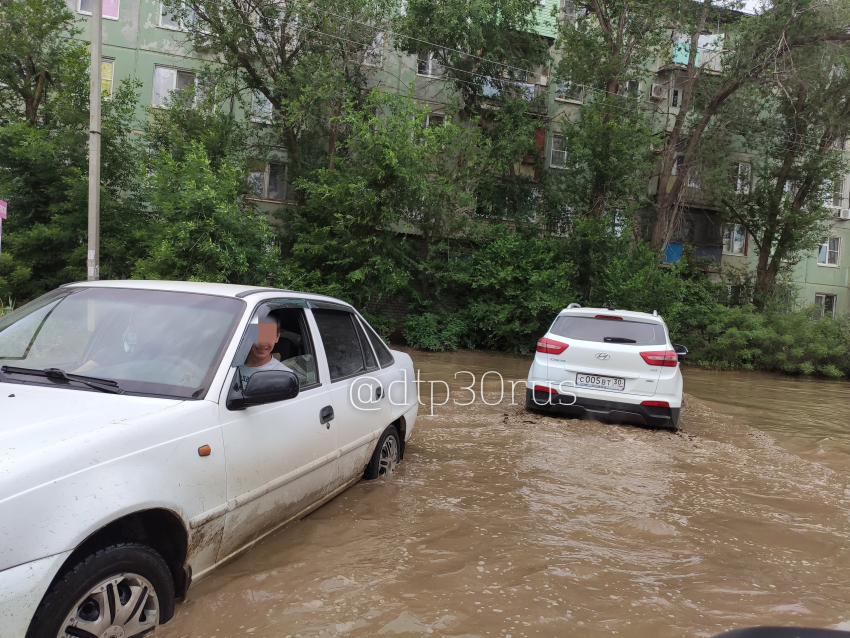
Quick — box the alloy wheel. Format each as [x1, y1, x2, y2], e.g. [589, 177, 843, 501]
[58, 573, 158, 638]
[378, 435, 399, 477]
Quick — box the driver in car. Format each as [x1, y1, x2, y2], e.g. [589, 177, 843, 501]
[238, 315, 292, 386]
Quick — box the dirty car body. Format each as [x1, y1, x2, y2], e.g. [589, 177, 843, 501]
[0, 281, 418, 638]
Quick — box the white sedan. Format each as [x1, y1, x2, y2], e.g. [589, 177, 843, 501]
[0, 281, 418, 638]
[526, 305, 686, 430]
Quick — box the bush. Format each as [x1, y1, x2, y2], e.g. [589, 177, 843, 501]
[678, 304, 850, 377]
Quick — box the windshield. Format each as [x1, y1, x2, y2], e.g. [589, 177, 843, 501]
[550, 315, 666, 346]
[0, 287, 244, 398]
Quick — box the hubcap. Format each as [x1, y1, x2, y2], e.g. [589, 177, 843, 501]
[58, 573, 158, 638]
[378, 435, 399, 477]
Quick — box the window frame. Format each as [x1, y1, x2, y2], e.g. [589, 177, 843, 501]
[733, 162, 751, 194]
[554, 81, 583, 103]
[831, 178, 846, 209]
[151, 65, 196, 108]
[417, 52, 443, 78]
[817, 236, 841, 267]
[722, 223, 747, 255]
[423, 113, 445, 129]
[815, 293, 837, 318]
[229, 300, 322, 390]
[250, 90, 273, 124]
[101, 58, 115, 97]
[159, 1, 195, 31]
[550, 134, 567, 169]
[363, 31, 385, 68]
[311, 309, 371, 383]
[78, 0, 120, 20]
[246, 161, 295, 202]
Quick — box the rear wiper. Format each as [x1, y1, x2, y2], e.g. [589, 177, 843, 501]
[1, 366, 124, 394]
[603, 337, 636, 343]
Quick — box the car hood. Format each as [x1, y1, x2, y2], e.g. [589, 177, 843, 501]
[0, 382, 183, 492]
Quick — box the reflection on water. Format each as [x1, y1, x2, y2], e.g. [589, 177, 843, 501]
[159, 351, 850, 638]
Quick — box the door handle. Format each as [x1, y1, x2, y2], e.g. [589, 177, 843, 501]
[375, 385, 383, 400]
[319, 405, 334, 428]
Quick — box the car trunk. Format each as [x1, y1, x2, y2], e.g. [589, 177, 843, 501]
[545, 316, 666, 398]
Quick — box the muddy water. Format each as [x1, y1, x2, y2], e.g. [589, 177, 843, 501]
[159, 351, 850, 638]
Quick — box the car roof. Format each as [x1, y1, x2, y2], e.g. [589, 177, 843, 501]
[62, 280, 353, 307]
[557, 307, 664, 323]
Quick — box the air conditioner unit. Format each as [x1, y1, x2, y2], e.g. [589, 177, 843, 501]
[650, 83, 667, 102]
[839, 208, 850, 220]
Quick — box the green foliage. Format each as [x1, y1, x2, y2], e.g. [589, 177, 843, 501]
[404, 312, 473, 352]
[133, 141, 276, 284]
[278, 90, 479, 306]
[678, 305, 850, 378]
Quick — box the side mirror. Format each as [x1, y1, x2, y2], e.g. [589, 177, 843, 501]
[227, 370, 299, 411]
[673, 344, 689, 359]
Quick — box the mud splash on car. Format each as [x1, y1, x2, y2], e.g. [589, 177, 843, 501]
[159, 350, 850, 638]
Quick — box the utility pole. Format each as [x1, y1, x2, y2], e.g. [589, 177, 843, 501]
[87, 0, 102, 281]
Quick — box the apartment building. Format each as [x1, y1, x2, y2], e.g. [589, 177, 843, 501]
[71, 0, 849, 315]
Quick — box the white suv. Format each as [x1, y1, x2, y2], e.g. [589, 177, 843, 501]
[525, 305, 686, 430]
[0, 281, 418, 638]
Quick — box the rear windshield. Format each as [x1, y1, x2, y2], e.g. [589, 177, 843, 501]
[549, 316, 666, 346]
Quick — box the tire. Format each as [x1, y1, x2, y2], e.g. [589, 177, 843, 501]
[525, 389, 550, 414]
[27, 543, 175, 638]
[364, 426, 401, 480]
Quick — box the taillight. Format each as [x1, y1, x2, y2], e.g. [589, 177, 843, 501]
[595, 314, 623, 320]
[536, 337, 568, 355]
[639, 350, 679, 367]
[534, 385, 558, 394]
[641, 400, 670, 407]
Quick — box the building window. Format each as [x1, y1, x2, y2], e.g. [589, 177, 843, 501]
[726, 284, 742, 304]
[722, 223, 746, 255]
[833, 138, 846, 150]
[618, 79, 640, 97]
[832, 178, 846, 208]
[671, 89, 680, 107]
[160, 2, 195, 30]
[101, 59, 114, 96]
[555, 82, 583, 103]
[152, 66, 195, 107]
[673, 156, 699, 187]
[732, 162, 751, 194]
[417, 52, 443, 77]
[817, 237, 841, 266]
[423, 113, 445, 129]
[363, 32, 384, 67]
[550, 134, 567, 168]
[251, 91, 273, 123]
[79, 0, 120, 19]
[560, 0, 576, 21]
[815, 293, 837, 318]
[247, 161, 295, 202]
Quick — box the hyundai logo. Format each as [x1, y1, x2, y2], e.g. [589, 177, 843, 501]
[595, 352, 611, 360]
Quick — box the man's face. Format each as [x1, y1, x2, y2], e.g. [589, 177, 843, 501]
[252, 322, 280, 359]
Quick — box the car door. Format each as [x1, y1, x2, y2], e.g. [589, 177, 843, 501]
[310, 305, 391, 483]
[217, 299, 336, 561]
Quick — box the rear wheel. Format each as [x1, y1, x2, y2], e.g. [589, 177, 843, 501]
[364, 426, 401, 480]
[27, 543, 175, 638]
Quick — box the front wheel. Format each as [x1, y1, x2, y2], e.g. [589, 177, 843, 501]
[364, 426, 401, 480]
[27, 543, 175, 638]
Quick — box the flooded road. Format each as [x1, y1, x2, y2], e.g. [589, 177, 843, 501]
[160, 351, 850, 638]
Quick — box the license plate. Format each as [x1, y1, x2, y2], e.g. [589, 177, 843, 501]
[576, 373, 625, 391]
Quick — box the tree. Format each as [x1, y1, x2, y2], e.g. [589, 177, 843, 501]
[0, 0, 83, 125]
[177, 0, 397, 180]
[650, 0, 850, 252]
[552, 0, 673, 216]
[280, 90, 480, 305]
[0, 0, 143, 300]
[713, 49, 850, 307]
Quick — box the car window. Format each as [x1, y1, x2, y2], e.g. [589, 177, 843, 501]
[312, 309, 366, 382]
[549, 316, 666, 346]
[353, 317, 378, 371]
[359, 317, 394, 368]
[230, 301, 319, 389]
[0, 287, 243, 398]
